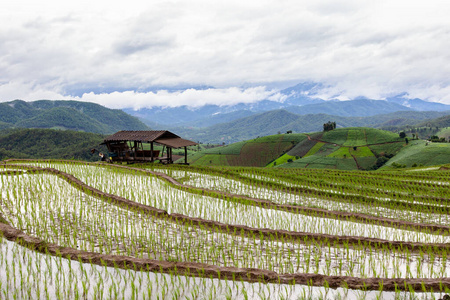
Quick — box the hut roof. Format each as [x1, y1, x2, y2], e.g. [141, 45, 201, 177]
[103, 130, 197, 148]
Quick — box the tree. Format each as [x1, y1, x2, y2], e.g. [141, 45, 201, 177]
[323, 121, 336, 132]
[430, 135, 447, 143]
[399, 132, 406, 138]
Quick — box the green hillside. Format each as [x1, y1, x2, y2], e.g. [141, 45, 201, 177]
[380, 140, 450, 169]
[437, 127, 450, 140]
[0, 121, 11, 130]
[0, 128, 106, 161]
[381, 114, 450, 138]
[184, 133, 307, 167]
[4, 126, 450, 170]
[0, 100, 149, 134]
[182, 128, 415, 170]
[15, 107, 110, 133]
[415, 114, 450, 128]
[278, 128, 405, 170]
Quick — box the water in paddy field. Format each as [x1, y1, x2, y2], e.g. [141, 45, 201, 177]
[2, 162, 450, 299]
[0, 237, 448, 300]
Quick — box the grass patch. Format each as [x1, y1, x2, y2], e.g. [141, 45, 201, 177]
[355, 156, 377, 170]
[365, 128, 403, 144]
[192, 154, 230, 166]
[336, 158, 358, 170]
[321, 129, 348, 145]
[304, 142, 325, 157]
[381, 140, 450, 169]
[343, 129, 366, 147]
[328, 147, 351, 158]
[369, 142, 404, 157]
[281, 133, 308, 143]
[203, 141, 246, 155]
[350, 146, 374, 157]
[437, 127, 450, 140]
[268, 154, 298, 167]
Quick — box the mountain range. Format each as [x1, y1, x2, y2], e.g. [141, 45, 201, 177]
[170, 110, 450, 144]
[0, 100, 149, 134]
[121, 83, 450, 143]
[124, 83, 450, 131]
[1, 83, 450, 144]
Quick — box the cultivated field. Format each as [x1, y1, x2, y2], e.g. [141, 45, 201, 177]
[1, 160, 450, 299]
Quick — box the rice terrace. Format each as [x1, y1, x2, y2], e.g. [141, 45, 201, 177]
[1, 130, 450, 300]
[4, 0, 450, 298]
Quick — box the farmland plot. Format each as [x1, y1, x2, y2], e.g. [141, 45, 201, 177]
[15, 162, 449, 243]
[0, 235, 323, 300]
[1, 160, 450, 299]
[157, 169, 450, 227]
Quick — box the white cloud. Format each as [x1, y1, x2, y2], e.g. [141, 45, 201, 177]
[1, 0, 450, 107]
[76, 86, 283, 109]
[0, 81, 70, 101]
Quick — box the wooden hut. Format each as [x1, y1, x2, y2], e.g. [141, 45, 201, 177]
[102, 130, 197, 164]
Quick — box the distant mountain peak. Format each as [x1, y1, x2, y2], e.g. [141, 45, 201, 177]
[123, 82, 450, 129]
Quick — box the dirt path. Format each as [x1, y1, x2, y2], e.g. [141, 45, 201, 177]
[350, 152, 362, 170]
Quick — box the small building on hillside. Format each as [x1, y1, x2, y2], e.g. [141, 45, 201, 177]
[102, 130, 197, 164]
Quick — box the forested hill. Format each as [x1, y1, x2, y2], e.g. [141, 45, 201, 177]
[0, 128, 106, 161]
[0, 100, 149, 134]
[415, 115, 450, 128]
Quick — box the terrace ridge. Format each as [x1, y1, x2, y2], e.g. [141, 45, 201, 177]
[2, 161, 450, 253]
[0, 217, 449, 292]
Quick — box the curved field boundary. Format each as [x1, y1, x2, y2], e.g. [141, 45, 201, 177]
[178, 160, 450, 214]
[4, 159, 449, 217]
[0, 215, 449, 292]
[305, 133, 404, 170]
[187, 165, 450, 214]
[112, 163, 450, 232]
[153, 168, 450, 235]
[96, 163, 450, 234]
[2, 161, 450, 253]
[0, 170, 25, 176]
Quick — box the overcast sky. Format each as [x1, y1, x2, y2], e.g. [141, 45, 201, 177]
[1, 0, 450, 109]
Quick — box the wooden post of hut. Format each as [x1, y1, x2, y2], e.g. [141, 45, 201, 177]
[150, 142, 154, 162]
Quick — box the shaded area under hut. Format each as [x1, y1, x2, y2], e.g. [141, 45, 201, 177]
[102, 130, 197, 164]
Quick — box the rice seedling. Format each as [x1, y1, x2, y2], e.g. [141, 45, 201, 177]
[1, 159, 450, 298]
